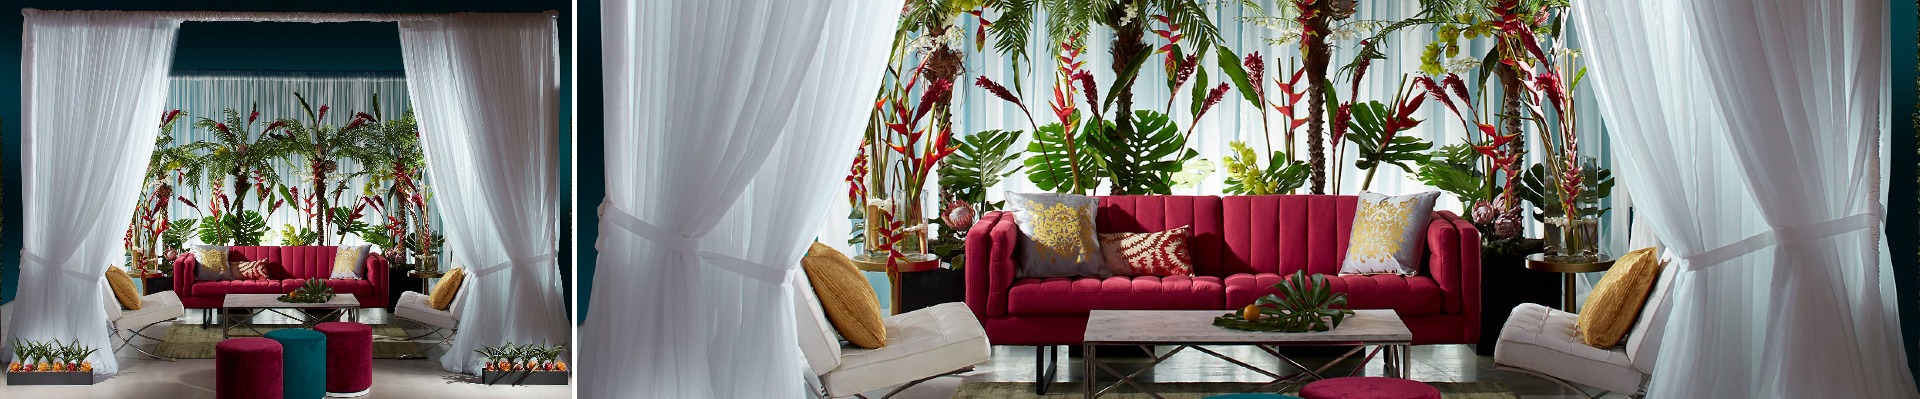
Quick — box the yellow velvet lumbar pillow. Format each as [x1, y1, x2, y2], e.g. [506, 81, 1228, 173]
[1576, 247, 1664, 348]
[105, 267, 142, 310]
[800, 242, 887, 348]
[429, 267, 467, 311]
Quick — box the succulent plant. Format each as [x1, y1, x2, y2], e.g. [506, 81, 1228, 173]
[1214, 270, 1356, 332]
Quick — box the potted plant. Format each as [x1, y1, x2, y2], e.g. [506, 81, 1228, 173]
[477, 343, 568, 385]
[7, 339, 96, 385]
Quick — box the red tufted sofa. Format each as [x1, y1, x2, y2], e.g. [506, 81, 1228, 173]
[964, 195, 1482, 346]
[174, 246, 391, 309]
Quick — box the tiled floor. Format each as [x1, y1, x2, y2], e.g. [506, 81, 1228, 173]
[862, 344, 1623, 399]
[0, 304, 570, 399]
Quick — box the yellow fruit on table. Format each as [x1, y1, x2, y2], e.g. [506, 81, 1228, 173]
[1241, 304, 1264, 321]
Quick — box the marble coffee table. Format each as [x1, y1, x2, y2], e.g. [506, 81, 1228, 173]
[1082, 309, 1413, 399]
[221, 293, 360, 339]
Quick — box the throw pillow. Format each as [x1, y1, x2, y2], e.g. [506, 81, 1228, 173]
[1098, 226, 1195, 277]
[1007, 192, 1106, 278]
[1338, 191, 1440, 276]
[1577, 247, 1665, 348]
[192, 244, 232, 281]
[428, 267, 467, 311]
[331, 245, 371, 279]
[234, 260, 270, 280]
[799, 242, 887, 348]
[104, 267, 142, 310]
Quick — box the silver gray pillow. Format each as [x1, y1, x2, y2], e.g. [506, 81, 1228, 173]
[1339, 191, 1441, 276]
[1008, 192, 1108, 278]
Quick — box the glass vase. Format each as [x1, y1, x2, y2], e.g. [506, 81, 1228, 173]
[860, 196, 930, 261]
[1543, 216, 1601, 263]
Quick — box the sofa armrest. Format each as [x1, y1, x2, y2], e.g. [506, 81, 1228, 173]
[965, 210, 1019, 318]
[366, 253, 391, 298]
[1425, 211, 1482, 342]
[173, 253, 198, 296]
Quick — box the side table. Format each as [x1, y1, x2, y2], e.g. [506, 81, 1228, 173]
[135, 273, 171, 296]
[849, 253, 940, 315]
[410, 270, 447, 295]
[1524, 254, 1616, 312]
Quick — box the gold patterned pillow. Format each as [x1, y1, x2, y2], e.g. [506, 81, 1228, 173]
[192, 244, 232, 281]
[1008, 192, 1106, 278]
[1339, 191, 1440, 275]
[331, 245, 371, 279]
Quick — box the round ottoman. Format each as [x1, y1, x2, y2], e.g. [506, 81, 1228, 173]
[316, 322, 374, 397]
[1206, 394, 1305, 399]
[215, 337, 283, 399]
[264, 329, 329, 399]
[1300, 377, 1441, 399]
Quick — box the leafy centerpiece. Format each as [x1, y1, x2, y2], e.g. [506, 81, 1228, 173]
[277, 279, 335, 303]
[1214, 271, 1355, 332]
[7, 339, 97, 373]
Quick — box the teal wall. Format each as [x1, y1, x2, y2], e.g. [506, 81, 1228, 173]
[0, 0, 573, 307]
[576, 0, 602, 324]
[1891, 0, 1916, 386]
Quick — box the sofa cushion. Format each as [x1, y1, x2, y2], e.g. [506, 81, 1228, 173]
[194, 280, 285, 296]
[193, 244, 234, 281]
[1008, 192, 1107, 278]
[1006, 275, 1223, 316]
[1224, 273, 1444, 316]
[822, 303, 989, 397]
[1338, 191, 1438, 276]
[282, 279, 376, 297]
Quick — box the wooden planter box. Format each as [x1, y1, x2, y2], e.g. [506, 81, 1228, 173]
[7, 371, 94, 385]
[480, 370, 568, 386]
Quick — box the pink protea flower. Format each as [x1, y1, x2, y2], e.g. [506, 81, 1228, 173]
[944, 200, 976, 231]
[1472, 202, 1497, 225]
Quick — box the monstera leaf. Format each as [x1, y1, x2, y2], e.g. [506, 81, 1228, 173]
[199, 210, 268, 246]
[1517, 163, 1615, 222]
[1085, 110, 1198, 195]
[1214, 271, 1356, 333]
[939, 129, 1024, 212]
[1345, 101, 1433, 178]
[1023, 120, 1103, 194]
[1415, 143, 1491, 205]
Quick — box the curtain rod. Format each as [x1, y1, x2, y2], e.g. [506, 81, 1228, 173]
[22, 8, 558, 23]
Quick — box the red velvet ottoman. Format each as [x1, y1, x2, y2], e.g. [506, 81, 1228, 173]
[216, 337, 284, 399]
[1299, 377, 1441, 399]
[316, 322, 374, 397]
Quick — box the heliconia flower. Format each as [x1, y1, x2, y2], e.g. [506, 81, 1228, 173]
[263, 120, 287, 133]
[1050, 82, 1078, 126]
[1193, 83, 1231, 123]
[1243, 52, 1265, 98]
[344, 119, 367, 131]
[248, 110, 259, 124]
[318, 105, 329, 120]
[162, 109, 183, 124]
[216, 123, 231, 134]
[912, 78, 954, 126]
[356, 112, 377, 122]
[1536, 69, 1567, 115]
[975, 75, 1031, 117]
[1071, 70, 1100, 119]
[178, 196, 199, 210]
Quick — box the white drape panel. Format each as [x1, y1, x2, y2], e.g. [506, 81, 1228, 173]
[582, 0, 900, 397]
[398, 13, 567, 375]
[8, 10, 180, 375]
[1576, 1, 1911, 397]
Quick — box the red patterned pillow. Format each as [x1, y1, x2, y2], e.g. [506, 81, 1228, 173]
[234, 260, 270, 280]
[1098, 226, 1195, 277]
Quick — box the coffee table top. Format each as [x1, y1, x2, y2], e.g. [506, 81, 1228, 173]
[222, 293, 359, 309]
[1085, 309, 1412, 344]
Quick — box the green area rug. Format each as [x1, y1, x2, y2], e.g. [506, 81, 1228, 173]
[951, 381, 1517, 399]
[152, 324, 426, 359]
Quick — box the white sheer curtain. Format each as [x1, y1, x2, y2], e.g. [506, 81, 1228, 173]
[398, 12, 568, 375]
[581, 0, 899, 397]
[1576, 0, 1911, 397]
[7, 10, 180, 375]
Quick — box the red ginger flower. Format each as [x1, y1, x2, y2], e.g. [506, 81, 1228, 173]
[1193, 83, 1230, 123]
[1243, 52, 1265, 98]
[317, 105, 329, 120]
[1072, 70, 1100, 119]
[247, 110, 259, 124]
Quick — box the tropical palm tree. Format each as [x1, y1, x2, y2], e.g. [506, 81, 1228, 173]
[126, 110, 200, 269]
[180, 104, 299, 226]
[276, 92, 376, 244]
[336, 93, 426, 255]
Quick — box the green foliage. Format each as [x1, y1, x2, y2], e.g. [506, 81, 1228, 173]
[180, 106, 297, 209]
[1216, 45, 1262, 109]
[1222, 141, 1308, 195]
[938, 129, 1024, 212]
[1414, 143, 1491, 205]
[198, 210, 268, 246]
[1023, 120, 1104, 193]
[328, 206, 372, 243]
[1085, 110, 1198, 195]
[161, 218, 198, 255]
[1345, 101, 1433, 174]
[1213, 271, 1356, 332]
[278, 278, 335, 303]
[278, 224, 318, 246]
[1516, 163, 1614, 222]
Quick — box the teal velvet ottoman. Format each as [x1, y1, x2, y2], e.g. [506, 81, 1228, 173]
[264, 329, 328, 399]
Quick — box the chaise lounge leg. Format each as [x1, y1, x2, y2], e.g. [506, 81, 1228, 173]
[1034, 345, 1058, 395]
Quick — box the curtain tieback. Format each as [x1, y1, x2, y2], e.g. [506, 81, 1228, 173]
[21, 250, 100, 283]
[600, 202, 793, 284]
[469, 252, 559, 279]
[1684, 204, 1885, 271]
